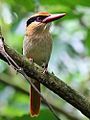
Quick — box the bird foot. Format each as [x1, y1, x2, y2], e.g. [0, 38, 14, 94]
[29, 57, 34, 64]
[43, 68, 48, 74]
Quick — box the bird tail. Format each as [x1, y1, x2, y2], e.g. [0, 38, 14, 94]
[30, 80, 40, 117]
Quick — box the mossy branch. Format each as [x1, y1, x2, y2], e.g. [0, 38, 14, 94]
[0, 40, 90, 118]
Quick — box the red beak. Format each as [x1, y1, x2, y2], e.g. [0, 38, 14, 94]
[42, 13, 66, 23]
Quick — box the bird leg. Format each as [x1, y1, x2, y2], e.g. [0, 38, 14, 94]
[42, 63, 48, 74]
[29, 57, 34, 64]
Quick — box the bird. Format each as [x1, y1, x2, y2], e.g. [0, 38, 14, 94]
[23, 11, 66, 117]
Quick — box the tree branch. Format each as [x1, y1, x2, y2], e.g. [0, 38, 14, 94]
[0, 41, 90, 118]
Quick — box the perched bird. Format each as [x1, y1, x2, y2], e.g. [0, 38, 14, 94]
[23, 12, 66, 117]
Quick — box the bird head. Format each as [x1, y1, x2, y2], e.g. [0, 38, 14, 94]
[26, 12, 66, 34]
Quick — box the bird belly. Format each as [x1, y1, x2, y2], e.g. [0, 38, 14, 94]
[23, 34, 52, 66]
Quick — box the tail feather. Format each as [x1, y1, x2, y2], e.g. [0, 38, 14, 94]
[30, 80, 40, 117]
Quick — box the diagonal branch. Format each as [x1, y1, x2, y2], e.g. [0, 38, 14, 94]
[0, 41, 90, 118]
[0, 37, 61, 120]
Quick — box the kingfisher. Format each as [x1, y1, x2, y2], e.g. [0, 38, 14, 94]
[23, 12, 66, 117]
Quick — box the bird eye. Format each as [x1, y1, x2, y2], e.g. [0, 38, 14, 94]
[36, 17, 43, 22]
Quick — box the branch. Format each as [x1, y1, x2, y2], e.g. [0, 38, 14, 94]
[0, 34, 61, 120]
[0, 77, 80, 120]
[0, 40, 90, 118]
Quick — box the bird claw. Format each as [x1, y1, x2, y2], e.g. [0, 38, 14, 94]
[29, 57, 34, 64]
[42, 63, 48, 74]
[43, 68, 48, 74]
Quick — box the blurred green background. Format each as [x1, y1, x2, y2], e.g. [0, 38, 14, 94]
[0, 0, 90, 120]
